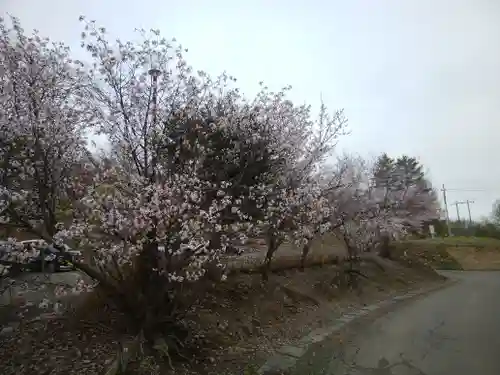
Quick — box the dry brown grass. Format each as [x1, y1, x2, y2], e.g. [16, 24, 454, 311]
[396, 237, 500, 271]
[391, 240, 463, 270]
[446, 246, 500, 270]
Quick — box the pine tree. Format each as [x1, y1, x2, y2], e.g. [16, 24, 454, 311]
[393, 155, 425, 189]
[373, 153, 395, 188]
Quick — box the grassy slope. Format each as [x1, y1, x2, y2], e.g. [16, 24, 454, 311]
[391, 239, 464, 270]
[395, 237, 500, 270]
[406, 237, 500, 248]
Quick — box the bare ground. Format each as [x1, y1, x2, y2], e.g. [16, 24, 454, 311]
[0, 316, 129, 375]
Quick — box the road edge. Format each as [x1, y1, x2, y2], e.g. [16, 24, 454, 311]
[257, 277, 458, 375]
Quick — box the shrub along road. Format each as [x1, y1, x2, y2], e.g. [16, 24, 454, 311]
[290, 271, 500, 375]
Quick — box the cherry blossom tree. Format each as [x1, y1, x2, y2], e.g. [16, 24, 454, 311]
[0, 17, 447, 369]
[77, 16, 349, 282]
[369, 155, 439, 258]
[0, 15, 353, 350]
[248, 101, 348, 278]
[326, 154, 439, 262]
[0, 16, 101, 319]
[296, 154, 438, 288]
[41, 17, 341, 344]
[0, 16, 92, 240]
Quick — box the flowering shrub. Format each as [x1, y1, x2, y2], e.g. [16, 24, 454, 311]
[0, 16, 91, 239]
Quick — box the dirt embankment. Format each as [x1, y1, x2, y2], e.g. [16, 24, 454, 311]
[392, 237, 500, 271]
[390, 240, 464, 270]
[0, 239, 445, 375]
[123, 253, 445, 375]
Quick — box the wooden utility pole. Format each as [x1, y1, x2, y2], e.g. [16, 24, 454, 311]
[451, 201, 469, 226]
[441, 184, 452, 236]
[465, 200, 475, 226]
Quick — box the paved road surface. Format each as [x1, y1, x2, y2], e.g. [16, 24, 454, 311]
[293, 271, 500, 375]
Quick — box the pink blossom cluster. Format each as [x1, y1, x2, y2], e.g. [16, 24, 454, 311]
[55, 162, 242, 282]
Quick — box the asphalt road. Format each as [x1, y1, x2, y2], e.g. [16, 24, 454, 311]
[293, 271, 500, 375]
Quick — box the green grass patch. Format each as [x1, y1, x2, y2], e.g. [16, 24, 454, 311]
[404, 236, 500, 250]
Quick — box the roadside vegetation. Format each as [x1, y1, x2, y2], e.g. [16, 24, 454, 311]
[391, 239, 464, 271]
[392, 199, 500, 271]
[405, 236, 500, 248]
[396, 236, 500, 271]
[0, 15, 449, 375]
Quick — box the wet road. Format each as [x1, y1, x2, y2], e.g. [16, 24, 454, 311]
[295, 271, 500, 375]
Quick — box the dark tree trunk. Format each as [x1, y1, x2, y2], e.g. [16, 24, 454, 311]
[378, 234, 391, 259]
[300, 242, 311, 271]
[262, 233, 280, 281]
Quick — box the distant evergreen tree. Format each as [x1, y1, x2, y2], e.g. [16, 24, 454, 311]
[372, 153, 395, 188]
[373, 153, 428, 191]
[373, 153, 439, 230]
[393, 155, 425, 189]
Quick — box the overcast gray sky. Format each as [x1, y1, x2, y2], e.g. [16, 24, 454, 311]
[2, 0, 499, 219]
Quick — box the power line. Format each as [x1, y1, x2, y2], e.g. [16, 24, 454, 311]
[442, 184, 478, 234]
[451, 200, 475, 227]
[451, 201, 466, 222]
[445, 188, 500, 193]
